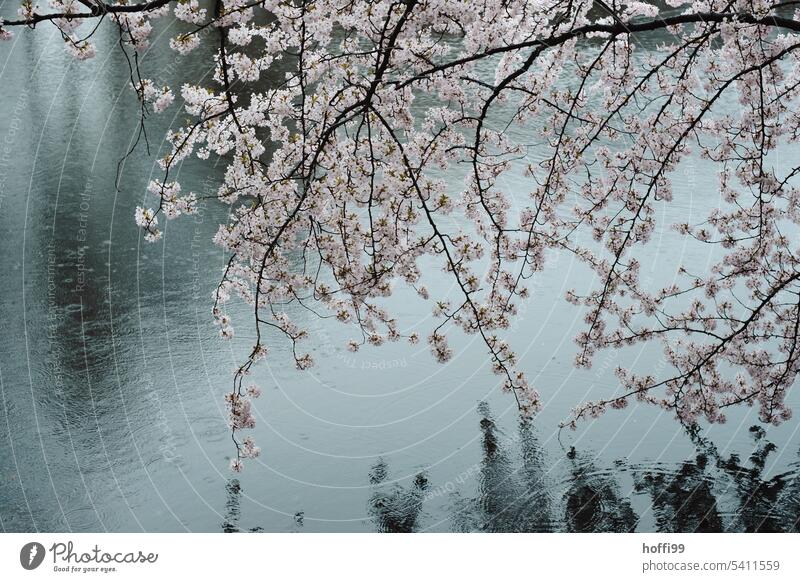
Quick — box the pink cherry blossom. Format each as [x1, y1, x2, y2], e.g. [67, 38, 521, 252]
[6, 0, 800, 470]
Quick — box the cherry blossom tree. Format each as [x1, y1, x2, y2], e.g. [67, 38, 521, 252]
[4, 0, 800, 470]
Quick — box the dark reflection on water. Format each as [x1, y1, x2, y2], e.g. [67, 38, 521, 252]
[365, 405, 800, 533]
[221, 480, 263, 533]
[563, 457, 637, 533]
[631, 426, 800, 533]
[634, 453, 723, 533]
[449, 403, 635, 532]
[368, 460, 429, 533]
[450, 403, 556, 532]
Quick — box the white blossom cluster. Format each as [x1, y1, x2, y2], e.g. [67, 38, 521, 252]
[6, 1, 800, 469]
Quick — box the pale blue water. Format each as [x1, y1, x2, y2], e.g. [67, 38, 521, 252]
[1, 7, 799, 532]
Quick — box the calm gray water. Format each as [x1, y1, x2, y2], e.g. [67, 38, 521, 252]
[1, 9, 800, 533]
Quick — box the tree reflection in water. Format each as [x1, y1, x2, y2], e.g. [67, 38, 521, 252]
[563, 454, 637, 533]
[633, 452, 723, 532]
[221, 479, 264, 533]
[449, 402, 555, 532]
[453, 402, 635, 532]
[632, 425, 800, 533]
[216, 407, 800, 532]
[368, 459, 430, 533]
[718, 427, 799, 532]
[367, 405, 800, 532]
[566, 422, 800, 533]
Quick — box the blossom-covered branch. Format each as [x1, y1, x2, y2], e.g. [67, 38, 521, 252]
[5, 0, 800, 470]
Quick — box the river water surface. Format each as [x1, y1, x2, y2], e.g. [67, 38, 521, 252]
[1, 9, 800, 532]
